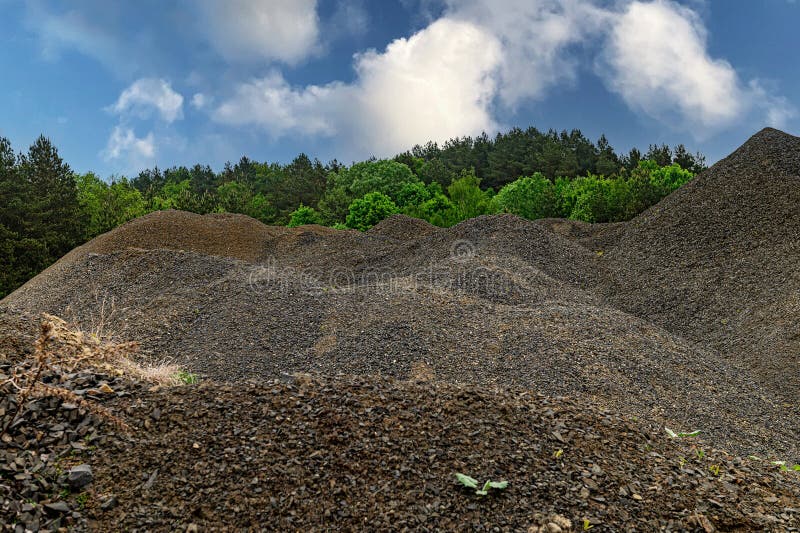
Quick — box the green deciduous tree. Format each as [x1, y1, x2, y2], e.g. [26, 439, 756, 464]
[345, 192, 399, 231]
[287, 204, 323, 227]
[77, 173, 147, 238]
[494, 173, 557, 220]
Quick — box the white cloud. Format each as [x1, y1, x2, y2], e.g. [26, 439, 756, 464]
[26, 1, 134, 75]
[600, 0, 744, 132]
[349, 18, 502, 154]
[597, 0, 795, 134]
[215, 72, 348, 137]
[102, 126, 155, 166]
[444, 0, 610, 106]
[195, 0, 320, 64]
[327, 0, 370, 40]
[747, 79, 797, 129]
[110, 78, 184, 123]
[191, 92, 211, 110]
[214, 18, 502, 157]
[212, 0, 795, 154]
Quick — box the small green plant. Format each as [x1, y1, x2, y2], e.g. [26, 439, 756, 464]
[583, 518, 594, 530]
[695, 448, 705, 460]
[678, 456, 687, 468]
[553, 449, 564, 459]
[708, 464, 721, 476]
[455, 473, 508, 496]
[770, 461, 800, 472]
[176, 370, 198, 384]
[76, 492, 89, 509]
[665, 427, 701, 439]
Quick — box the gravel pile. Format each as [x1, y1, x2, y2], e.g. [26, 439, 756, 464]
[2, 128, 800, 528]
[0, 326, 147, 532]
[8, 370, 799, 532]
[605, 127, 800, 397]
[90, 375, 800, 531]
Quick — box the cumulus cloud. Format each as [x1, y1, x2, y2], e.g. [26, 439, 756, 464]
[215, 72, 348, 137]
[444, 0, 610, 106]
[599, 0, 794, 134]
[600, 0, 744, 131]
[191, 93, 211, 110]
[214, 18, 502, 156]
[195, 0, 320, 64]
[110, 78, 184, 123]
[211, 0, 793, 155]
[102, 125, 155, 165]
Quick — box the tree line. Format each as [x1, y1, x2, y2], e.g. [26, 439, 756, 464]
[0, 128, 705, 297]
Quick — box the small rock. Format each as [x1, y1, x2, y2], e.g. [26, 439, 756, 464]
[100, 496, 117, 511]
[68, 464, 93, 490]
[44, 501, 71, 514]
[142, 468, 159, 490]
[632, 493, 643, 501]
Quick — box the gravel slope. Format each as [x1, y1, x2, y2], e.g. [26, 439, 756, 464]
[604, 128, 800, 397]
[2, 128, 800, 530]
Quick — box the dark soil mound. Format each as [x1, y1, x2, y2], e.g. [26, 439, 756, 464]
[2, 347, 798, 532]
[368, 214, 443, 240]
[3, 129, 800, 527]
[3, 245, 798, 460]
[606, 128, 800, 396]
[85, 375, 799, 531]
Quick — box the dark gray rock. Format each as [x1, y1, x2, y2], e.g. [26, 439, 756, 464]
[43, 501, 70, 514]
[67, 463, 93, 490]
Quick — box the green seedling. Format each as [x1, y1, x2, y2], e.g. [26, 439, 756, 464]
[553, 449, 564, 459]
[455, 473, 508, 496]
[176, 370, 198, 384]
[665, 427, 701, 439]
[770, 461, 800, 472]
[695, 448, 705, 460]
[708, 464, 721, 476]
[76, 492, 89, 509]
[583, 518, 594, 530]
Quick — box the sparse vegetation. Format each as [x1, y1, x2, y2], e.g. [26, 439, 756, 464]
[176, 370, 198, 384]
[665, 427, 701, 439]
[454, 473, 509, 496]
[0, 311, 196, 439]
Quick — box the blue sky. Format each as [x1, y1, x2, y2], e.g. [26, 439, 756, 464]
[0, 0, 797, 178]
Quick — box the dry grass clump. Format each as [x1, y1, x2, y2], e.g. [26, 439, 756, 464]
[1, 312, 189, 438]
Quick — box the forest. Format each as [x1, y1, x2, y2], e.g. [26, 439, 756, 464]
[0, 127, 705, 297]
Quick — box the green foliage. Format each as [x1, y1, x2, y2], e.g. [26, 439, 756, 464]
[665, 427, 701, 439]
[494, 172, 556, 220]
[287, 204, 323, 227]
[0, 136, 86, 297]
[175, 370, 198, 385]
[439, 170, 496, 226]
[77, 173, 146, 238]
[331, 159, 419, 201]
[0, 127, 704, 297]
[454, 473, 509, 496]
[648, 162, 694, 194]
[345, 192, 399, 231]
[395, 181, 433, 209]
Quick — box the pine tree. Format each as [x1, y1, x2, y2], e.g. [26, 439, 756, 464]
[18, 135, 86, 259]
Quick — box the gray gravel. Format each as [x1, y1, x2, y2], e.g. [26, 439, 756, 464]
[2, 127, 800, 464]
